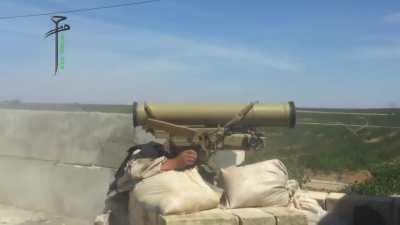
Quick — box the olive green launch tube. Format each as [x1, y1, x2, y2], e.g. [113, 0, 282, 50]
[133, 102, 296, 128]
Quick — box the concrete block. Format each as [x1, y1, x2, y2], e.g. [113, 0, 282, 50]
[260, 207, 307, 225]
[326, 194, 394, 225]
[209, 150, 246, 169]
[159, 209, 239, 225]
[226, 208, 276, 225]
[0, 109, 134, 168]
[304, 191, 328, 210]
[0, 157, 114, 219]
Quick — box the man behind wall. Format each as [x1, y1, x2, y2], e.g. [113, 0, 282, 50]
[96, 140, 198, 225]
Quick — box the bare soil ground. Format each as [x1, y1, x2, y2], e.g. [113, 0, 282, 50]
[0, 204, 89, 225]
[306, 169, 373, 184]
[303, 169, 374, 192]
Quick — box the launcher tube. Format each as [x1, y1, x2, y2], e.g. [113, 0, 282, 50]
[133, 102, 296, 128]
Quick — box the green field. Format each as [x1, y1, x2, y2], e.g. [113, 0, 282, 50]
[247, 108, 400, 172]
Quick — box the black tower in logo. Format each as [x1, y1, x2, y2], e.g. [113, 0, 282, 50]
[46, 16, 70, 75]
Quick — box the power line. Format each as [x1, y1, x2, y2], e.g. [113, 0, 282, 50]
[297, 110, 394, 116]
[0, 0, 160, 20]
[298, 121, 400, 129]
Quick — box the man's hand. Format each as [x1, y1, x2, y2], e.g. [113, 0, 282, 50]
[161, 149, 198, 171]
[174, 150, 198, 169]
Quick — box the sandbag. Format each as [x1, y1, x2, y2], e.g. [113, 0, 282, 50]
[133, 167, 221, 215]
[287, 180, 327, 225]
[221, 159, 290, 208]
[290, 193, 326, 225]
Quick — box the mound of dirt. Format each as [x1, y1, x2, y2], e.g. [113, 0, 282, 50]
[306, 169, 373, 184]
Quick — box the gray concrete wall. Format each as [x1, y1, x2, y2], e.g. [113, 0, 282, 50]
[0, 109, 139, 219]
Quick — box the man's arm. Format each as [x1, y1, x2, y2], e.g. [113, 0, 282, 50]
[161, 150, 197, 171]
[128, 149, 198, 180]
[110, 147, 198, 196]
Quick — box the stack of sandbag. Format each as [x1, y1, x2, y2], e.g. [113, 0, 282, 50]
[129, 159, 326, 225]
[220, 159, 290, 208]
[220, 159, 326, 225]
[130, 167, 221, 221]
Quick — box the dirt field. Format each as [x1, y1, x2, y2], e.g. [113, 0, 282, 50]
[0, 204, 88, 225]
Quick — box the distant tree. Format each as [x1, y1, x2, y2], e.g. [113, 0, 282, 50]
[9, 99, 21, 104]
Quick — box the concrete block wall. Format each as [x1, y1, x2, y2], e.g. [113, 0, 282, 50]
[145, 192, 400, 225]
[130, 207, 308, 225]
[0, 109, 136, 219]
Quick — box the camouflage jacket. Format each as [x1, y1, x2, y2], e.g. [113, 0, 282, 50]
[107, 141, 173, 196]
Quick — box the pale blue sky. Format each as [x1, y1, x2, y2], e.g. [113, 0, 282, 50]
[0, 0, 399, 107]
